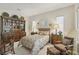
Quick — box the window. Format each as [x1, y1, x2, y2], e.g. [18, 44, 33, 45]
[56, 16, 64, 34]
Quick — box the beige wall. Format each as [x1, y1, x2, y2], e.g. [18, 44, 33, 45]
[29, 5, 75, 36]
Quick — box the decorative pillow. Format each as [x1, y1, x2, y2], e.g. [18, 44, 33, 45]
[39, 31, 49, 35]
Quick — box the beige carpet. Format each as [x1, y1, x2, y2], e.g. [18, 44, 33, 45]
[7, 42, 54, 55]
[14, 42, 54, 55]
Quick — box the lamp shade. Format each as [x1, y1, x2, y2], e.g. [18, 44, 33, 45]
[53, 24, 59, 30]
[49, 24, 54, 29]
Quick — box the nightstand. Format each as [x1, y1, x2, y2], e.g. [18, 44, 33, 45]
[50, 34, 63, 44]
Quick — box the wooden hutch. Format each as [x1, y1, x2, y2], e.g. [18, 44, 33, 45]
[0, 12, 26, 54]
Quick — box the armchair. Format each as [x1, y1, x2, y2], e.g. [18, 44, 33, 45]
[63, 36, 74, 54]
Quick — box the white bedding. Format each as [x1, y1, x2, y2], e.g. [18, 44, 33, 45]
[19, 34, 49, 55]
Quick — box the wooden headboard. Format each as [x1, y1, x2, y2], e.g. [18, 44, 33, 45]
[38, 28, 50, 35]
[38, 28, 50, 31]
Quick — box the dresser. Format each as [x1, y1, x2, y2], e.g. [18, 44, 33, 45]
[50, 34, 63, 44]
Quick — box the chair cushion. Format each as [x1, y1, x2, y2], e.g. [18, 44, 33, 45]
[63, 39, 72, 45]
[63, 37, 73, 45]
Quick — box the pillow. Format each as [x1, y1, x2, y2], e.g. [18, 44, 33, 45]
[39, 31, 49, 35]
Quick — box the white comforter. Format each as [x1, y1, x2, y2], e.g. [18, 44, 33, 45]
[19, 34, 49, 55]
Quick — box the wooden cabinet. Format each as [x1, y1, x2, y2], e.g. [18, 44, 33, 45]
[51, 34, 63, 44]
[1, 15, 26, 42]
[2, 17, 25, 32]
[0, 12, 26, 54]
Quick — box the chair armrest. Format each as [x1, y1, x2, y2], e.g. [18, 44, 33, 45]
[65, 45, 73, 50]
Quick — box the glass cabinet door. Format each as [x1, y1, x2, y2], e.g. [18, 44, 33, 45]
[3, 19, 12, 32]
[20, 21, 25, 31]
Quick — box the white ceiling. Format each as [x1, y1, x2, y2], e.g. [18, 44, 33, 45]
[0, 3, 74, 16]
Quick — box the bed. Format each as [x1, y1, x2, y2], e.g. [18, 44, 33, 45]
[19, 28, 50, 55]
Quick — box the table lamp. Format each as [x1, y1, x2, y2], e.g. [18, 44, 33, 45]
[53, 24, 59, 35]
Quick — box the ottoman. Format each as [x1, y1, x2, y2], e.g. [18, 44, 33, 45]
[54, 44, 67, 55]
[47, 47, 60, 55]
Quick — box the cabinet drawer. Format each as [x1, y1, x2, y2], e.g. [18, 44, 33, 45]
[51, 35, 62, 44]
